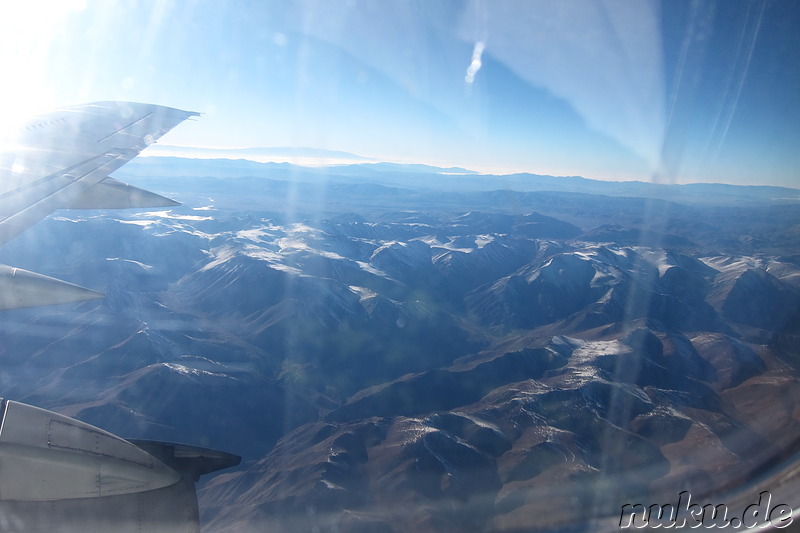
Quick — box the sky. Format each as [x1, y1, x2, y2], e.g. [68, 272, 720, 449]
[0, 0, 798, 187]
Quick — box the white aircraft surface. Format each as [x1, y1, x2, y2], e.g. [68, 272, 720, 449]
[0, 101, 196, 309]
[0, 102, 239, 532]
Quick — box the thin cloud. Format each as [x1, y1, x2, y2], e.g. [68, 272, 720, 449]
[465, 41, 485, 84]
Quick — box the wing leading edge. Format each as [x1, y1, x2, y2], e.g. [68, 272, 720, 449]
[0, 101, 197, 309]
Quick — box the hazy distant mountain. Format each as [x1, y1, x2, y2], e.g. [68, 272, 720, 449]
[145, 144, 375, 161]
[121, 156, 800, 206]
[1, 157, 798, 532]
[332, 161, 478, 175]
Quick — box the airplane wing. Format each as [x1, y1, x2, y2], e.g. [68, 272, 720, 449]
[0, 399, 240, 532]
[0, 104, 241, 532]
[0, 101, 198, 309]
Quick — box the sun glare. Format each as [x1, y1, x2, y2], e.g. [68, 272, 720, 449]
[0, 0, 86, 139]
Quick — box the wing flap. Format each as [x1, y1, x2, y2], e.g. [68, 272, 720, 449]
[63, 177, 180, 209]
[129, 440, 242, 482]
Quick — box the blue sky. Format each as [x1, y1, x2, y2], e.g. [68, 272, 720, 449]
[1, 0, 798, 186]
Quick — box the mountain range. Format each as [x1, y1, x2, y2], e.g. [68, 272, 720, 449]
[0, 157, 797, 531]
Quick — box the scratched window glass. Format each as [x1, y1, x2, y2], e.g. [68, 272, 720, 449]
[0, 2, 798, 532]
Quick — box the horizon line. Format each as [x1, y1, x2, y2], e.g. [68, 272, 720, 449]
[141, 144, 800, 191]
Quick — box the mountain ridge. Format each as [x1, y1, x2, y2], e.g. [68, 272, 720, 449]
[121, 156, 800, 205]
